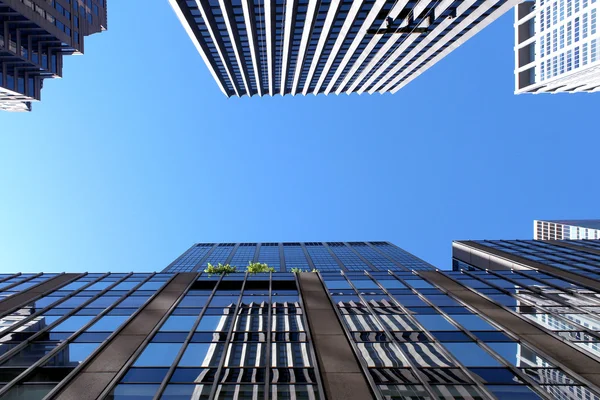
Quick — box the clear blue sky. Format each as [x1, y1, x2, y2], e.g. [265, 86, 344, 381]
[1, 1, 598, 273]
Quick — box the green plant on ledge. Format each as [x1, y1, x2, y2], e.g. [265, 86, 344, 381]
[290, 268, 319, 273]
[246, 262, 275, 274]
[204, 263, 237, 275]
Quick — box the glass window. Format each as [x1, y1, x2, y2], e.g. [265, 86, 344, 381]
[160, 316, 197, 332]
[87, 316, 128, 332]
[414, 315, 458, 331]
[179, 343, 224, 367]
[450, 314, 498, 331]
[108, 384, 159, 399]
[442, 343, 503, 367]
[196, 316, 232, 331]
[134, 343, 183, 367]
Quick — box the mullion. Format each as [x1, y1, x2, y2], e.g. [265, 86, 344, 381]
[0, 272, 107, 341]
[208, 272, 249, 398]
[0, 272, 134, 366]
[295, 272, 326, 400]
[95, 272, 203, 399]
[151, 272, 226, 399]
[0, 272, 143, 398]
[341, 271, 440, 399]
[464, 268, 600, 336]
[316, 271, 384, 400]
[416, 271, 579, 400]
[374, 271, 497, 399]
[461, 270, 600, 348]
[263, 272, 273, 400]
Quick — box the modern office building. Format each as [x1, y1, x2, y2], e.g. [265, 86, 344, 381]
[1, 241, 600, 399]
[514, 0, 600, 94]
[0, 0, 108, 112]
[534, 219, 600, 240]
[169, 0, 520, 98]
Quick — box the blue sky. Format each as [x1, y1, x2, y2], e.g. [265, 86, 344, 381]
[1, 1, 598, 273]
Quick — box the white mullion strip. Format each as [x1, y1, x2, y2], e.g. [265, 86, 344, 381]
[345, 34, 402, 92]
[314, 0, 366, 93]
[219, 0, 253, 95]
[356, 0, 435, 94]
[169, 0, 229, 96]
[369, 1, 470, 93]
[324, 0, 387, 94]
[335, 34, 385, 94]
[242, 0, 264, 95]
[300, 342, 310, 367]
[265, 0, 275, 95]
[386, 0, 411, 21]
[194, 0, 241, 97]
[389, 0, 520, 93]
[433, 0, 453, 18]
[280, 0, 297, 94]
[291, 0, 320, 94]
[302, 0, 343, 95]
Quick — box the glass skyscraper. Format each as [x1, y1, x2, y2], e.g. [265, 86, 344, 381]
[169, 0, 521, 98]
[1, 240, 600, 399]
[0, 0, 108, 112]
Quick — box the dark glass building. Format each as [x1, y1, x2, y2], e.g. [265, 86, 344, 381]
[1, 240, 600, 399]
[0, 0, 107, 112]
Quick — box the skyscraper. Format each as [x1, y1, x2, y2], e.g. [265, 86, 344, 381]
[0, 0, 108, 112]
[514, 0, 600, 94]
[534, 219, 600, 240]
[1, 240, 600, 400]
[169, 0, 520, 97]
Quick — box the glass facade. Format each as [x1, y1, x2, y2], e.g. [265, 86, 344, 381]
[162, 242, 434, 274]
[2, 239, 600, 399]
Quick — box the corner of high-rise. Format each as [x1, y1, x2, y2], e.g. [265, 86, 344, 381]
[534, 219, 600, 239]
[169, 0, 520, 98]
[0, 0, 108, 112]
[514, 0, 600, 94]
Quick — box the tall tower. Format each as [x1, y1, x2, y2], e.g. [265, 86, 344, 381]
[0, 0, 108, 111]
[534, 219, 600, 240]
[515, 0, 600, 94]
[169, 0, 520, 97]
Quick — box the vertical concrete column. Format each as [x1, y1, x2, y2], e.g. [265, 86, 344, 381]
[420, 270, 600, 387]
[0, 273, 82, 315]
[297, 273, 374, 400]
[53, 273, 198, 400]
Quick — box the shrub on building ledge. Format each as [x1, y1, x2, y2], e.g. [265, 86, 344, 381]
[246, 262, 275, 274]
[204, 263, 237, 275]
[290, 268, 319, 273]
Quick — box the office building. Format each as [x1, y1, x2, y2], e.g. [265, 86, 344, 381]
[1, 241, 600, 399]
[0, 0, 108, 112]
[514, 0, 600, 94]
[534, 219, 600, 240]
[169, 0, 520, 98]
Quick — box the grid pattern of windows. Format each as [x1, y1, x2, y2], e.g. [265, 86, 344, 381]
[112, 273, 323, 399]
[165, 244, 214, 273]
[228, 244, 258, 269]
[164, 242, 436, 273]
[516, 0, 600, 93]
[171, 0, 519, 97]
[257, 244, 281, 271]
[449, 265, 600, 363]
[321, 271, 599, 400]
[282, 244, 310, 271]
[201, 245, 235, 268]
[535, 220, 600, 240]
[474, 240, 600, 280]
[0, 272, 169, 399]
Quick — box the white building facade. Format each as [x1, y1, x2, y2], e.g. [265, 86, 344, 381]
[534, 219, 600, 240]
[515, 0, 600, 93]
[170, 0, 521, 97]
